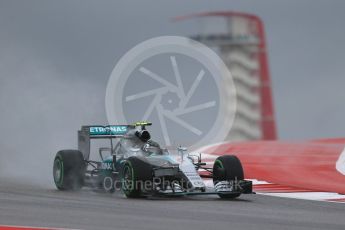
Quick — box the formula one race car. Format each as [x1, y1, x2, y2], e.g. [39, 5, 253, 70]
[53, 122, 253, 199]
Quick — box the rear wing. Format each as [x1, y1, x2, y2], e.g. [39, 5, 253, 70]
[88, 125, 129, 138]
[78, 122, 152, 160]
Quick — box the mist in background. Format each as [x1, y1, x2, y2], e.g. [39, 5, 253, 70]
[1, 0, 345, 186]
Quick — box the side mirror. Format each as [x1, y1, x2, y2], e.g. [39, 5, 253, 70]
[177, 146, 187, 152]
[177, 146, 188, 160]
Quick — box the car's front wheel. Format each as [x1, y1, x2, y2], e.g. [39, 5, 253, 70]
[121, 157, 153, 198]
[213, 155, 244, 199]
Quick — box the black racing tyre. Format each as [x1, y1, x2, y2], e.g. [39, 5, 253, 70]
[121, 157, 153, 198]
[213, 155, 244, 199]
[53, 150, 85, 190]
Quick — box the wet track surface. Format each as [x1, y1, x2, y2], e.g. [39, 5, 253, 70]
[1, 180, 345, 230]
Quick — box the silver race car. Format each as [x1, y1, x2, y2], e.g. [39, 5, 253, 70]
[53, 122, 253, 198]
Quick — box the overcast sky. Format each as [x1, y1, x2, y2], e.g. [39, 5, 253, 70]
[1, 0, 345, 183]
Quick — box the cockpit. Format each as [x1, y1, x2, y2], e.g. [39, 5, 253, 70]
[142, 142, 164, 156]
[114, 129, 166, 158]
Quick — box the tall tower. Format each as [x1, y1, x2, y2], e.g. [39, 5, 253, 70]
[176, 11, 277, 141]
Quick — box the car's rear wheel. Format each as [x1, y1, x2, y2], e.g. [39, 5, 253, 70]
[53, 150, 85, 190]
[213, 155, 244, 199]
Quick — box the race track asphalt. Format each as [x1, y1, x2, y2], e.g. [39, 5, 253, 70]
[0, 179, 345, 230]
